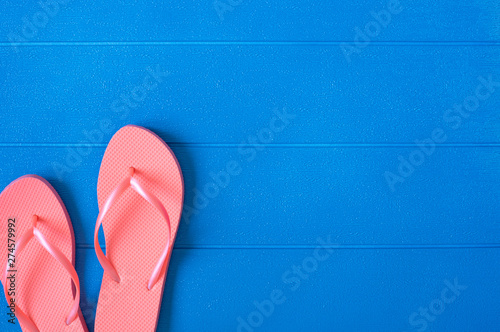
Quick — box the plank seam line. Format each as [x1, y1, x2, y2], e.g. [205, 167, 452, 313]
[1, 143, 499, 148]
[77, 244, 500, 249]
[1, 41, 500, 47]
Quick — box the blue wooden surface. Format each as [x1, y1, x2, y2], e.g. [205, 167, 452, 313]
[1, 1, 499, 331]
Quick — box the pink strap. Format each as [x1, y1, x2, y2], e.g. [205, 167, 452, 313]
[3, 215, 81, 332]
[94, 167, 172, 290]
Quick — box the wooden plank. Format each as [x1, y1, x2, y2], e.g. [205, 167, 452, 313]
[1, 1, 499, 42]
[1, 46, 499, 144]
[2, 247, 497, 331]
[0, 146, 497, 246]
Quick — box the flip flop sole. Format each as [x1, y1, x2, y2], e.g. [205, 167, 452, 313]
[0, 175, 87, 332]
[94, 125, 184, 331]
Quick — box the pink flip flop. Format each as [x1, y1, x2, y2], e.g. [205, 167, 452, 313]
[0, 175, 88, 332]
[93, 125, 184, 331]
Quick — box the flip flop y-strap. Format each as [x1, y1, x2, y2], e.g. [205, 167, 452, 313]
[3, 215, 81, 332]
[94, 167, 172, 290]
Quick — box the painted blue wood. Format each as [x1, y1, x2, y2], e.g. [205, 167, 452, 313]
[0, 1, 499, 42]
[0, 46, 499, 144]
[0, 248, 499, 331]
[0, 1, 499, 331]
[0, 147, 498, 247]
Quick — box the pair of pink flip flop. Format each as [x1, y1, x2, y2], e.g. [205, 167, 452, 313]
[0, 125, 184, 332]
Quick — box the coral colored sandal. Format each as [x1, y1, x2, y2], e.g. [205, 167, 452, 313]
[94, 125, 184, 331]
[0, 175, 88, 332]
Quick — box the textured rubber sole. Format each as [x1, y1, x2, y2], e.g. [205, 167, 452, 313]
[94, 125, 184, 332]
[0, 175, 88, 332]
